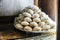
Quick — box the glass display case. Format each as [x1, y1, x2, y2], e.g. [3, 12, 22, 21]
[0, 0, 58, 40]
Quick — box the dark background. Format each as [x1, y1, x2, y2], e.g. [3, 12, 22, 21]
[58, 0, 59, 40]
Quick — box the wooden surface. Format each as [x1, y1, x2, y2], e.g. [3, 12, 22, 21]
[0, 24, 25, 40]
[34, 0, 38, 6]
[0, 23, 42, 40]
[0, 32, 25, 40]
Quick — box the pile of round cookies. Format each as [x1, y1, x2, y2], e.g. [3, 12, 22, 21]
[14, 5, 56, 32]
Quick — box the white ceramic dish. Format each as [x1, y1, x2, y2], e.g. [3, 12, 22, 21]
[14, 18, 56, 33]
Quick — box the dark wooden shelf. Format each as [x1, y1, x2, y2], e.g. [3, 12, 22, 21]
[0, 24, 41, 40]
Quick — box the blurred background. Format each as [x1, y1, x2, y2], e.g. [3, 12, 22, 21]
[0, 0, 58, 40]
